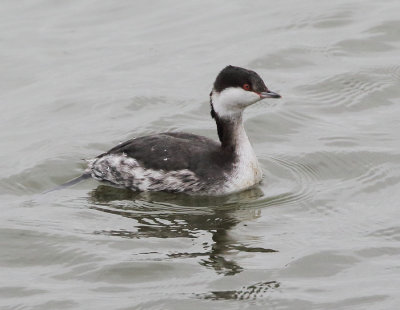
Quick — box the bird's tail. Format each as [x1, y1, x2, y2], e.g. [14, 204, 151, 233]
[42, 173, 91, 194]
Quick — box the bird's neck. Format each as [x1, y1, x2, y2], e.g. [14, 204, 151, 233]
[211, 107, 262, 187]
[213, 112, 251, 152]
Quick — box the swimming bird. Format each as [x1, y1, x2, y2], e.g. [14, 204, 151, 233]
[60, 66, 281, 195]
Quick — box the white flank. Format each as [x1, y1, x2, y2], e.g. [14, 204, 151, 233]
[88, 154, 203, 193]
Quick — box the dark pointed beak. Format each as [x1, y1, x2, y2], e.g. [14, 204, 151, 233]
[259, 90, 281, 99]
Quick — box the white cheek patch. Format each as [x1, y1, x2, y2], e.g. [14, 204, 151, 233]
[211, 87, 260, 118]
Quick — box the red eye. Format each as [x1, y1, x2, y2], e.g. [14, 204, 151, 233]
[243, 84, 251, 91]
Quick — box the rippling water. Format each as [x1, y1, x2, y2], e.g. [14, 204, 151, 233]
[1, 0, 400, 309]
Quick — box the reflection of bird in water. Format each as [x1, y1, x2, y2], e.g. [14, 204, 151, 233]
[198, 280, 280, 301]
[89, 185, 277, 276]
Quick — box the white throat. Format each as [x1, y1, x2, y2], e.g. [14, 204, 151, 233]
[233, 119, 260, 166]
[224, 117, 263, 192]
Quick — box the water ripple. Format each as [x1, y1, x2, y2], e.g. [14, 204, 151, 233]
[299, 66, 399, 111]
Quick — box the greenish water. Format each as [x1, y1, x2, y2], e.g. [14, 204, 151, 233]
[1, 0, 400, 309]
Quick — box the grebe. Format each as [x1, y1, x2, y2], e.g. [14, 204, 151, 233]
[85, 65, 280, 195]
